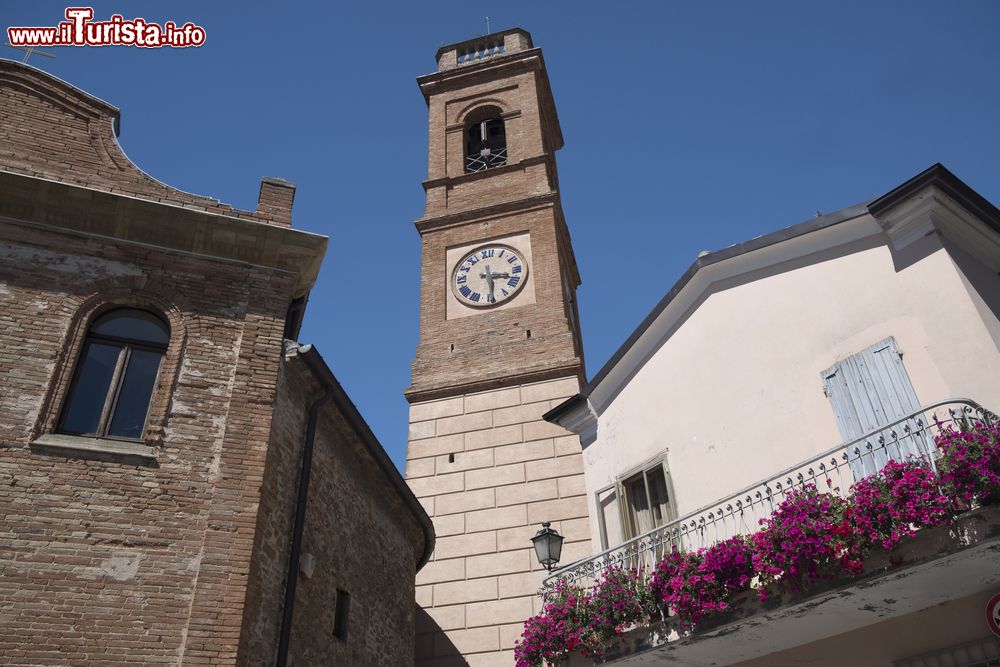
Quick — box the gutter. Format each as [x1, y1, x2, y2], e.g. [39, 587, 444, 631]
[542, 393, 587, 425]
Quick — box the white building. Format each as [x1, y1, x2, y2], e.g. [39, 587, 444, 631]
[545, 164, 1000, 666]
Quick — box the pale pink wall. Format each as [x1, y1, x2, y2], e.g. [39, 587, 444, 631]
[583, 224, 1000, 547]
[947, 238, 1000, 353]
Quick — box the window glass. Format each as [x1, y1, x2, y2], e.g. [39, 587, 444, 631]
[627, 476, 653, 535]
[91, 308, 169, 345]
[620, 464, 672, 541]
[107, 349, 163, 439]
[58, 308, 169, 441]
[596, 486, 620, 550]
[647, 468, 670, 525]
[60, 342, 121, 435]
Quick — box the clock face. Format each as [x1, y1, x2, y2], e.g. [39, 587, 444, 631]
[451, 244, 528, 308]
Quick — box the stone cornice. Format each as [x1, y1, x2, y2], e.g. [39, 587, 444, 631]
[404, 362, 584, 405]
[414, 190, 560, 234]
[417, 49, 543, 100]
[0, 170, 328, 297]
[421, 154, 549, 191]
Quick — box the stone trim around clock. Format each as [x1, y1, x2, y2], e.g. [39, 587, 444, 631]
[445, 232, 536, 320]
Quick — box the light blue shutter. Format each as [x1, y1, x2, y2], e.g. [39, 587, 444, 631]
[821, 337, 926, 482]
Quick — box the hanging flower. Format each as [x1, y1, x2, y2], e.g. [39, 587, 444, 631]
[851, 458, 951, 551]
[751, 485, 864, 594]
[648, 536, 753, 630]
[514, 580, 591, 667]
[936, 420, 1000, 506]
[586, 566, 655, 648]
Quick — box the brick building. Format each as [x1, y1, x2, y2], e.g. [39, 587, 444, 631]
[0, 58, 433, 665]
[404, 29, 593, 666]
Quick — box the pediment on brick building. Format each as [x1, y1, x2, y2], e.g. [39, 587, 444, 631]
[0, 58, 279, 224]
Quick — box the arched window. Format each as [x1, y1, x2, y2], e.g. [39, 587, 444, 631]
[58, 308, 169, 441]
[465, 106, 507, 173]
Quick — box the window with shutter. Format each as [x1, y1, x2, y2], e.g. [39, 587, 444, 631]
[821, 336, 930, 482]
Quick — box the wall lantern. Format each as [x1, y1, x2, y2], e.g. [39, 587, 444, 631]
[530, 521, 564, 572]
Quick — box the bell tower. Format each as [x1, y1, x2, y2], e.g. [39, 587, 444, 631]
[405, 29, 591, 666]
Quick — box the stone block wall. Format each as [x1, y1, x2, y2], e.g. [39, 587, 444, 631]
[407, 376, 592, 666]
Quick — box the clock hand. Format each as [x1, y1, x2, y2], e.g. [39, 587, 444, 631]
[481, 264, 497, 303]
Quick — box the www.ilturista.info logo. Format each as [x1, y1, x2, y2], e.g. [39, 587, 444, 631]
[7, 8, 206, 49]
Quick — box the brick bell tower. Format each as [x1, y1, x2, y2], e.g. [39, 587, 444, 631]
[405, 28, 591, 665]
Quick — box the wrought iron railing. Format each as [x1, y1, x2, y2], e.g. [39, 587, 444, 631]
[465, 147, 508, 173]
[542, 398, 998, 596]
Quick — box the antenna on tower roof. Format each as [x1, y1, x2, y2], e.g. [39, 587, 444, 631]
[6, 44, 57, 65]
[485, 16, 492, 34]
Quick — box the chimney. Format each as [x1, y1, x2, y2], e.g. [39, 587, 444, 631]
[257, 177, 296, 227]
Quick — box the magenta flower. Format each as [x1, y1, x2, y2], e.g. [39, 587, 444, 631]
[514, 419, 999, 663]
[851, 458, 951, 551]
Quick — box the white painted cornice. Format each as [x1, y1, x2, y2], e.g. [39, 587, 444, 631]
[550, 397, 599, 446]
[872, 185, 1000, 271]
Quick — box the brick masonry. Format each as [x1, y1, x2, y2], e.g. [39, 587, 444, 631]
[0, 207, 291, 665]
[407, 30, 585, 404]
[0, 59, 430, 666]
[406, 29, 590, 667]
[243, 348, 426, 666]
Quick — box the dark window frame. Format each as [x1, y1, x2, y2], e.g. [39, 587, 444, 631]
[333, 589, 351, 641]
[57, 309, 169, 442]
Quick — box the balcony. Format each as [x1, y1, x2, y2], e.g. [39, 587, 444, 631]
[538, 398, 1000, 666]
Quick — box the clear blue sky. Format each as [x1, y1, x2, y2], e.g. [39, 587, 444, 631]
[6, 2, 999, 471]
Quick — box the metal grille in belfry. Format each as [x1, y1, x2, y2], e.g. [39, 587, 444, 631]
[540, 398, 998, 601]
[465, 148, 507, 173]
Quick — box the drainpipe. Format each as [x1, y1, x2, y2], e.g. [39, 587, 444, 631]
[274, 342, 437, 666]
[295, 343, 436, 569]
[276, 345, 333, 667]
